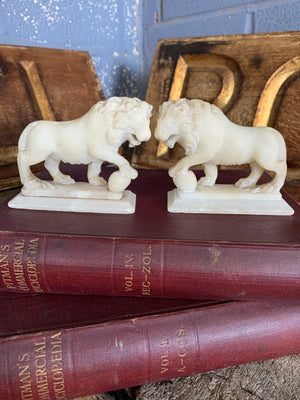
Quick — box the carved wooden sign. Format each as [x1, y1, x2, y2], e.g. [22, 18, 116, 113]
[0, 45, 104, 190]
[132, 32, 300, 199]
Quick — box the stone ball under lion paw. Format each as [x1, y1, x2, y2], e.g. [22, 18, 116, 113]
[108, 171, 131, 192]
[173, 170, 197, 192]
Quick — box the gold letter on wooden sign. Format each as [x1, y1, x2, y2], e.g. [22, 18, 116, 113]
[19, 60, 55, 121]
[253, 56, 300, 127]
[156, 53, 242, 157]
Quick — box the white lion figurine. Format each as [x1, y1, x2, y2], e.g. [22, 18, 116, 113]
[17, 96, 152, 191]
[154, 99, 287, 194]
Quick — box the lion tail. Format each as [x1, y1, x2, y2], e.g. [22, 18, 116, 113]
[18, 121, 38, 152]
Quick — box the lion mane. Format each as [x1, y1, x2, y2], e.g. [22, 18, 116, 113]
[157, 98, 225, 155]
[91, 96, 152, 118]
[88, 97, 153, 148]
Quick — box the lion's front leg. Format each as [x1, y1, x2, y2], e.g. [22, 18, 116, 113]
[119, 162, 138, 180]
[93, 149, 138, 180]
[169, 153, 214, 179]
[169, 154, 200, 178]
[169, 160, 186, 178]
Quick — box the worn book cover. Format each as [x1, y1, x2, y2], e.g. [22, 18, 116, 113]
[0, 166, 299, 300]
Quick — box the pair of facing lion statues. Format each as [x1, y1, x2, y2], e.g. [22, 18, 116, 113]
[18, 96, 287, 195]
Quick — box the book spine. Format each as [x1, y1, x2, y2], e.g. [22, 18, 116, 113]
[0, 232, 299, 299]
[1, 301, 300, 400]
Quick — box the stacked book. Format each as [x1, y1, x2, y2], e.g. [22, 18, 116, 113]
[0, 166, 299, 400]
[0, 33, 300, 400]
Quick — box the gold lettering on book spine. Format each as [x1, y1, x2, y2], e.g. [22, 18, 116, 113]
[0, 244, 16, 289]
[0, 238, 44, 292]
[123, 247, 153, 296]
[34, 337, 50, 399]
[26, 238, 43, 293]
[51, 332, 66, 400]
[13, 240, 29, 291]
[159, 326, 189, 375]
[124, 254, 135, 292]
[16, 333, 66, 400]
[142, 246, 152, 296]
[176, 326, 187, 373]
[17, 353, 33, 400]
[160, 338, 170, 374]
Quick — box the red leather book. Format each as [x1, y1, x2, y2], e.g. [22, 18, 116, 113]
[0, 292, 212, 337]
[0, 167, 299, 299]
[1, 300, 300, 400]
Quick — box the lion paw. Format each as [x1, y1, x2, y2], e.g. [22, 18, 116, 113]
[23, 178, 55, 190]
[247, 183, 280, 194]
[41, 181, 56, 190]
[88, 176, 107, 186]
[169, 165, 187, 178]
[168, 166, 177, 178]
[198, 176, 215, 187]
[251, 183, 280, 194]
[121, 166, 138, 180]
[235, 177, 256, 189]
[23, 177, 45, 189]
[53, 174, 75, 185]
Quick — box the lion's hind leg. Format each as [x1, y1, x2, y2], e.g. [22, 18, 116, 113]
[44, 156, 75, 184]
[235, 162, 264, 189]
[18, 150, 52, 189]
[18, 151, 37, 186]
[252, 160, 287, 193]
[88, 161, 106, 186]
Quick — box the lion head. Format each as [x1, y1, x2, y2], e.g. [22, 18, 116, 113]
[90, 97, 153, 149]
[154, 98, 223, 155]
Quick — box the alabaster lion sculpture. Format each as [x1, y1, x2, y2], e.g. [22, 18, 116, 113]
[154, 99, 287, 193]
[18, 97, 152, 189]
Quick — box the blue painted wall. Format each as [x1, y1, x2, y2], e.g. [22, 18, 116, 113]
[0, 0, 299, 99]
[0, 0, 143, 97]
[142, 0, 300, 96]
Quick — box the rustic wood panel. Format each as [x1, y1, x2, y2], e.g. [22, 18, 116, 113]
[132, 32, 300, 200]
[0, 44, 104, 190]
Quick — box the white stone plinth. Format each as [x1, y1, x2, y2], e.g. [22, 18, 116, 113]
[21, 181, 123, 200]
[168, 185, 294, 215]
[8, 188, 136, 214]
[20, 181, 124, 200]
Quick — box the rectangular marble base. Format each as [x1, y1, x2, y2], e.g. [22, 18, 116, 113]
[168, 185, 294, 215]
[8, 190, 136, 214]
[21, 182, 123, 200]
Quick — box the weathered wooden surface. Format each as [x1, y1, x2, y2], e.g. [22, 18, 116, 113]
[0, 44, 104, 190]
[74, 391, 132, 400]
[132, 31, 300, 202]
